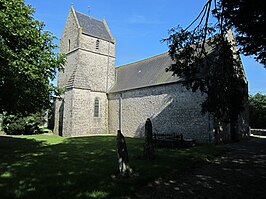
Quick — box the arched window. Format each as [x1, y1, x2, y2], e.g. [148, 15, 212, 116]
[94, 98, 100, 117]
[96, 39, 100, 50]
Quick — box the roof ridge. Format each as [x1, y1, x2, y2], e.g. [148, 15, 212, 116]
[116, 52, 170, 70]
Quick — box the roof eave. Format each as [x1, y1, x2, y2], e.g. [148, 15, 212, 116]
[81, 31, 113, 43]
[108, 79, 184, 94]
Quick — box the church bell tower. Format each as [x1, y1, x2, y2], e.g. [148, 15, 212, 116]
[54, 6, 116, 136]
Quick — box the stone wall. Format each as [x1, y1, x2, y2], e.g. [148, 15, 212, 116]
[79, 49, 115, 92]
[58, 52, 79, 88]
[108, 83, 214, 143]
[79, 34, 115, 92]
[53, 98, 63, 135]
[89, 91, 109, 134]
[62, 90, 74, 136]
[58, 8, 116, 92]
[80, 34, 115, 57]
[60, 7, 80, 54]
[58, 7, 80, 89]
[213, 83, 249, 144]
[61, 89, 108, 136]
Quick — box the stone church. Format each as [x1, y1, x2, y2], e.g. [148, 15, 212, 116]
[54, 7, 249, 143]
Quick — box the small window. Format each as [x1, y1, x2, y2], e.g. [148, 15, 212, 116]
[94, 98, 100, 117]
[68, 39, 71, 51]
[96, 39, 100, 50]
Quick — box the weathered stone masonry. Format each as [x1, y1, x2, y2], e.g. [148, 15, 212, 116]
[54, 6, 115, 136]
[108, 83, 214, 143]
[54, 7, 249, 143]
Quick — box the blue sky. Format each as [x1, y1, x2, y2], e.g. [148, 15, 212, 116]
[25, 0, 266, 94]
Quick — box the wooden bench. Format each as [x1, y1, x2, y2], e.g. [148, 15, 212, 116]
[152, 133, 196, 148]
[152, 133, 184, 148]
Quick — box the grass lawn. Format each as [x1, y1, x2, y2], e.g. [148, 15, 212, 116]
[0, 134, 224, 198]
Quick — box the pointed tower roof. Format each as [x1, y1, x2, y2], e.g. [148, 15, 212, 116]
[72, 8, 113, 42]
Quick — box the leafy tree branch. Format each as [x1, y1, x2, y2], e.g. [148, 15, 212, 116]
[163, 0, 256, 141]
[0, 0, 65, 115]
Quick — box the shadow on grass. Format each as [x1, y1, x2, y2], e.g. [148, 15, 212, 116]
[135, 137, 266, 199]
[0, 136, 224, 199]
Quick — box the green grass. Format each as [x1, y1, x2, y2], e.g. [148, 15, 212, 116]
[0, 135, 225, 198]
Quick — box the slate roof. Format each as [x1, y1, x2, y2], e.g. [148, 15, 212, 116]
[108, 38, 230, 94]
[109, 53, 183, 93]
[75, 11, 112, 42]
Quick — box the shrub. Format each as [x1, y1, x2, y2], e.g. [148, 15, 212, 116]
[249, 93, 266, 129]
[2, 113, 46, 135]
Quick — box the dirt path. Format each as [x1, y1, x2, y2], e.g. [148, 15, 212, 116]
[136, 136, 266, 199]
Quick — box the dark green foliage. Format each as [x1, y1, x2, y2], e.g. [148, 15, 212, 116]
[0, 0, 65, 115]
[165, 32, 246, 141]
[221, 0, 266, 66]
[164, 0, 251, 141]
[249, 93, 266, 129]
[2, 113, 46, 135]
[201, 41, 246, 120]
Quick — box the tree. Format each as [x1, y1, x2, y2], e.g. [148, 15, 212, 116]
[249, 93, 266, 129]
[0, 0, 65, 115]
[1, 112, 46, 135]
[221, 0, 266, 66]
[164, 0, 255, 141]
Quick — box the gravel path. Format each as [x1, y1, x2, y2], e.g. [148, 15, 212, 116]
[136, 136, 266, 199]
